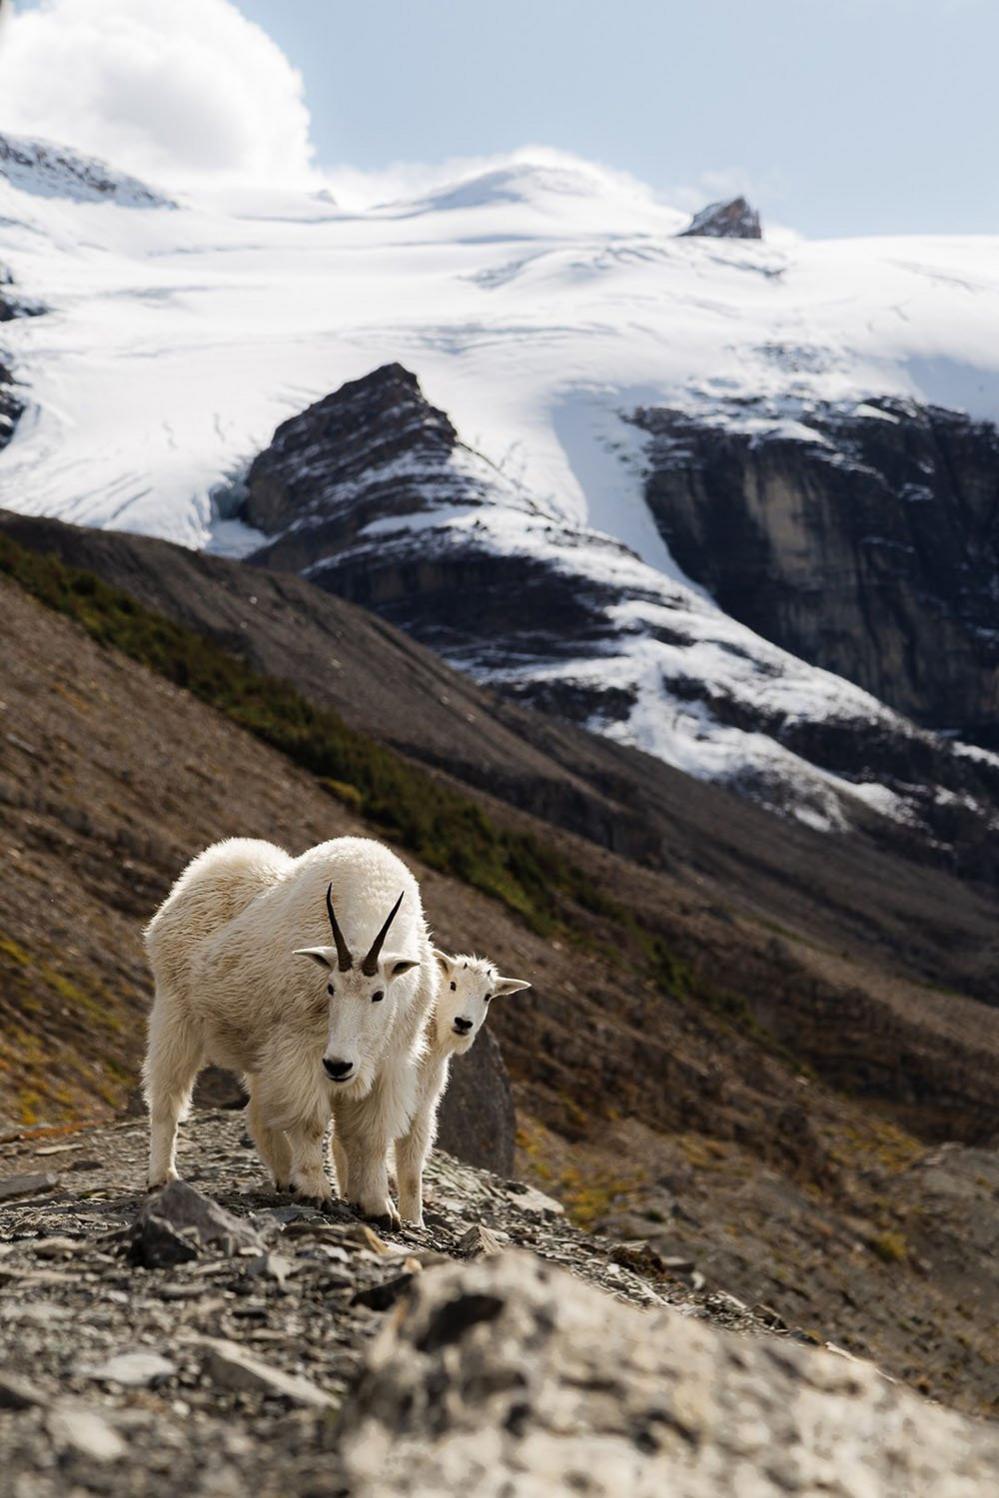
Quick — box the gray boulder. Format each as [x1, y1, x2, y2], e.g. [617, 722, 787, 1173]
[335, 1250, 999, 1496]
[129, 1179, 262, 1267]
[436, 1028, 515, 1176]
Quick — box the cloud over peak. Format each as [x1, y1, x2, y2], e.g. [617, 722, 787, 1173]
[0, 0, 315, 187]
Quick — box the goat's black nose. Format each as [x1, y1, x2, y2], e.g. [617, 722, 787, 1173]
[323, 1057, 354, 1080]
[453, 1017, 473, 1034]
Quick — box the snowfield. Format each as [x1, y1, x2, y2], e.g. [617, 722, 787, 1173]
[3, 131, 999, 830]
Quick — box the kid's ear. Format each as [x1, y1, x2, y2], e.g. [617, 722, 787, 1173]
[384, 954, 420, 981]
[492, 976, 532, 997]
[432, 947, 455, 979]
[294, 947, 334, 970]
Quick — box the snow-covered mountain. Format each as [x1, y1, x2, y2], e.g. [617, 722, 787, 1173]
[0, 131, 174, 208]
[3, 131, 999, 840]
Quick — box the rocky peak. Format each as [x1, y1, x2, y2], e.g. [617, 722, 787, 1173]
[679, 196, 762, 239]
[243, 363, 459, 537]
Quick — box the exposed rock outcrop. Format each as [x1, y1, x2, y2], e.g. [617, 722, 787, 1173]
[0, 131, 172, 208]
[679, 196, 762, 239]
[0, 264, 45, 324]
[437, 1029, 516, 1176]
[635, 397, 999, 745]
[0, 356, 23, 455]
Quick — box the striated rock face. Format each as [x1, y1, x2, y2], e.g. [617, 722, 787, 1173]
[679, 196, 762, 239]
[635, 398, 999, 746]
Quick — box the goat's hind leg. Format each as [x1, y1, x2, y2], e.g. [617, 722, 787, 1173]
[143, 989, 203, 1188]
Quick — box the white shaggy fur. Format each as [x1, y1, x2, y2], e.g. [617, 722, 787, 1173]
[142, 835, 437, 1221]
[383, 950, 530, 1226]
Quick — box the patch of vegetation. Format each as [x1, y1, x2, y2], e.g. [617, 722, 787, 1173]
[0, 928, 131, 1124]
[870, 1230, 908, 1264]
[0, 533, 602, 934]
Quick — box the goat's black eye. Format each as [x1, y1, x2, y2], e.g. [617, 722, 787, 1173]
[485, 993, 493, 1003]
[327, 983, 336, 997]
[371, 990, 384, 1004]
[450, 981, 456, 992]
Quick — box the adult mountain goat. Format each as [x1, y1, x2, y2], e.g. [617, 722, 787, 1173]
[143, 835, 437, 1220]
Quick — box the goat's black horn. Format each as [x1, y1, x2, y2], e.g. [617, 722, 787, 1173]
[361, 890, 405, 976]
[326, 882, 354, 971]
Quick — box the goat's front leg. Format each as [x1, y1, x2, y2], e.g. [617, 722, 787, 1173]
[338, 1112, 397, 1227]
[394, 1112, 432, 1227]
[286, 1116, 331, 1205]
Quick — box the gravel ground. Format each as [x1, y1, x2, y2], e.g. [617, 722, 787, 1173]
[0, 1109, 781, 1495]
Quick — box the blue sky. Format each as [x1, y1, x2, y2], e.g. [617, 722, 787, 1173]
[6, 0, 998, 236]
[233, 0, 998, 236]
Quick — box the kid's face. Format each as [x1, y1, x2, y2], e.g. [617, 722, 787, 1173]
[434, 951, 532, 1053]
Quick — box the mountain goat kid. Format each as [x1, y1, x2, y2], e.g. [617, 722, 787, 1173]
[143, 835, 436, 1221]
[332, 950, 530, 1226]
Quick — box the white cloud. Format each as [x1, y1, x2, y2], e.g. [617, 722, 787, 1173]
[0, 0, 315, 187]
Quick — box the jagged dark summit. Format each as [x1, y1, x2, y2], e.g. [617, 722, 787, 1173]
[679, 196, 762, 239]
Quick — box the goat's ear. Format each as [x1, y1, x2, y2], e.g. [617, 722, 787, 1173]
[492, 976, 532, 998]
[432, 947, 454, 979]
[384, 954, 420, 981]
[293, 947, 334, 970]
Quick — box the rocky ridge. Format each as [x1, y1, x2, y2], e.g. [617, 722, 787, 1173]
[0, 131, 172, 208]
[1, 1110, 997, 1496]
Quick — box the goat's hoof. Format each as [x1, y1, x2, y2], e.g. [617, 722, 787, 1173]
[291, 1183, 332, 1209]
[355, 1203, 400, 1231]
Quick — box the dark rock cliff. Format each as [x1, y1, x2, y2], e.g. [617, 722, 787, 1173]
[635, 398, 999, 746]
[0, 357, 23, 454]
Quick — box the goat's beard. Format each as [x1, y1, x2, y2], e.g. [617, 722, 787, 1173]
[329, 1062, 374, 1101]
